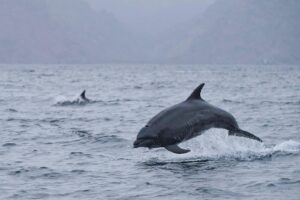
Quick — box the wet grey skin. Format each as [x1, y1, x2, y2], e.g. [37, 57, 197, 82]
[80, 90, 90, 102]
[133, 83, 263, 154]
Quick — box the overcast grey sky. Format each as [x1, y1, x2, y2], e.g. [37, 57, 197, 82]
[85, 0, 214, 36]
[1, 0, 298, 64]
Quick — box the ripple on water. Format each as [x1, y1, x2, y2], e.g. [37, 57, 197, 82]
[2, 142, 17, 147]
[70, 169, 86, 174]
[222, 99, 243, 104]
[72, 129, 93, 138]
[8, 166, 67, 180]
[0, 65, 299, 200]
[93, 134, 127, 144]
[6, 108, 18, 112]
[69, 151, 92, 158]
[195, 187, 247, 199]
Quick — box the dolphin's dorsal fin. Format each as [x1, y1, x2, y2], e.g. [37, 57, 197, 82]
[187, 83, 205, 101]
[80, 90, 87, 100]
[165, 144, 190, 154]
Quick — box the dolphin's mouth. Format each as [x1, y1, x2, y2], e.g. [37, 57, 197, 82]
[133, 138, 159, 148]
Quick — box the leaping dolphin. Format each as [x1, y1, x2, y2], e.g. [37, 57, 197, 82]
[133, 83, 262, 154]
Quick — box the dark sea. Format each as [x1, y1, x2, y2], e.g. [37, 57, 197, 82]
[0, 64, 299, 200]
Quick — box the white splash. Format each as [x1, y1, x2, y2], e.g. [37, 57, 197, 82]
[147, 129, 300, 162]
[273, 140, 300, 152]
[53, 94, 88, 106]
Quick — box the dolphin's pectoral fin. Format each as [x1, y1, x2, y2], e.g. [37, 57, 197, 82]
[165, 145, 190, 154]
[229, 129, 263, 142]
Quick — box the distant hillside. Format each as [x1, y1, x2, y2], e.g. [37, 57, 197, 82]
[0, 0, 299, 64]
[0, 0, 135, 63]
[161, 0, 300, 64]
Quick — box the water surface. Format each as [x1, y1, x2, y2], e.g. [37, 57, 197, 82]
[0, 65, 299, 199]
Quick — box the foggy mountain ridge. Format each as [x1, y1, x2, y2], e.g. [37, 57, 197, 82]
[0, 0, 299, 64]
[161, 0, 300, 65]
[0, 0, 137, 63]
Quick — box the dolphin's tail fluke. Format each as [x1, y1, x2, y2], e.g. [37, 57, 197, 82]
[229, 129, 263, 142]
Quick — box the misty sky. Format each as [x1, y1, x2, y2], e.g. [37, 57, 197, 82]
[0, 0, 298, 64]
[85, 0, 214, 36]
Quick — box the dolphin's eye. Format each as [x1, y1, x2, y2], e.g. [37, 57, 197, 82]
[145, 125, 149, 128]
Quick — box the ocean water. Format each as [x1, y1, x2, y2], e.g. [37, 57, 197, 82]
[0, 64, 299, 200]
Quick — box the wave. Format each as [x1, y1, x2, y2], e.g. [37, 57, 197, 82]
[8, 166, 64, 179]
[222, 99, 243, 104]
[53, 95, 100, 106]
[139, 129, 300, 164]
[53, 96, 88, 106]
[3, 108, 18, 113]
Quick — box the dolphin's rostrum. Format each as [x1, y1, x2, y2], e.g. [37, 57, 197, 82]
[133, 83, 262, 154]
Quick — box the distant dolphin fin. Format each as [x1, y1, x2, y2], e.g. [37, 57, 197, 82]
[165, 144, 190, 154]
[80, 90, 88, 100]
[187, 83, 205, 101]
[229, 129, 263, 142]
